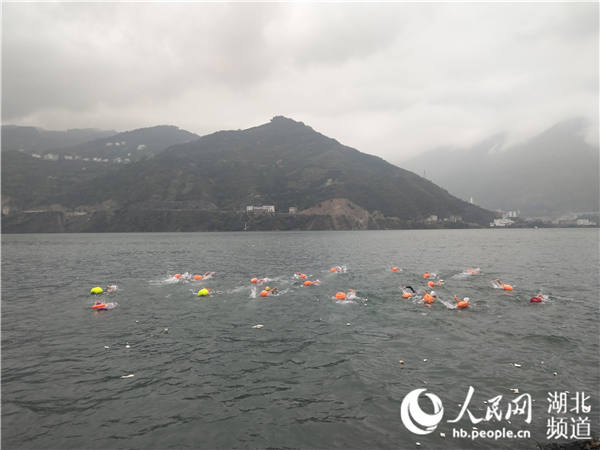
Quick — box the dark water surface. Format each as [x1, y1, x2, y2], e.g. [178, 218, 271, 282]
[2, 230, 599, 449]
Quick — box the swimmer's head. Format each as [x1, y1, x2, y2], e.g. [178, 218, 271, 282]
[431, 291, 436, 296]
[464, 297, 470, 302]
[265, 286, 270, 291]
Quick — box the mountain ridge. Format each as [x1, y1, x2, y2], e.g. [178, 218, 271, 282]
[2, 116, 495, 232]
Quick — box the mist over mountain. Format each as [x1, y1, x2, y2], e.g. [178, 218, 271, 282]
[402, 118, 599, 217]
[2, 116, 494, 232]
[1, 125, 117, 153]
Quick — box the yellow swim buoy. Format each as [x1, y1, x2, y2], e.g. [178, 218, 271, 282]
[90, 286, 103, 295]
[197, 288, 210, 297]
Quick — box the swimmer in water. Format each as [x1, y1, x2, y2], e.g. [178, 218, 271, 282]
[202, 271, 216, 279]
[423, 289, 436, 305]
[491, 279, 514, 290]
[402, 286, 416, 294]
[265, 286, 278, 295]
[454, 295, 470, 308]
[491, 279, 504, 289]
[106, 285, 117, 293]
[530, 293, 547, 303]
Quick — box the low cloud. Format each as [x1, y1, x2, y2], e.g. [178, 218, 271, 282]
[2, 3, 597, 163]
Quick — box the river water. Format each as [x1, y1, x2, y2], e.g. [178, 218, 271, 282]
[2, 229, 598, 449]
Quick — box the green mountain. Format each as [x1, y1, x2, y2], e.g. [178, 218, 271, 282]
[1, 125, 200, 212]
[402, 118, 599, 217]
[2, 116, 495, 232]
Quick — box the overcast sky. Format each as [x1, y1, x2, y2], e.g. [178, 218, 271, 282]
[2, 2, 598, 163]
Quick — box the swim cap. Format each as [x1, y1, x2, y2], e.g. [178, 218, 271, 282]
[464, 297, 470, 302]
[430, 291, 436, 296]
[265, 286, 270, 291]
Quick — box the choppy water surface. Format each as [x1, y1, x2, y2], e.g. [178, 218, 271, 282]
[2, 229, 599, 449]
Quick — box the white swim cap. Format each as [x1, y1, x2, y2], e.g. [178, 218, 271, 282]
[464, 297, 470, 301]
[431, 291, 436, 296]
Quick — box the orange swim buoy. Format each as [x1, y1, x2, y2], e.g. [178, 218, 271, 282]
[174, 273, 181, 279]
[335, 292, 346, 300]
[423, 272, 430, 279]
[402, 292, 413, 299]
[424, 294, 434, 303]
[304, 280, 313, 286]
[457, 301, 469, 309]
[92, 303, 107, 310]
[503, 284, 513, 291]
[260, 290, 269, 297]
[330, 267, 336, 273]
[250, 278, 258, 284]
[392, 267, 399, 272]
[427, 281, 435, 288]
[193, 274, 203, 281]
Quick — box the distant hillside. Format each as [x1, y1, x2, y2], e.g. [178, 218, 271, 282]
[13, 116, 493, 230]
[2, 125, 200, 213]
[402, 118, 599, 217]
[1, 125, 116, 153]
[49, 125, 200, 161]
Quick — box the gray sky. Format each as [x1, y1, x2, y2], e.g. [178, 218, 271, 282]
[2, 2, 598, 163]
